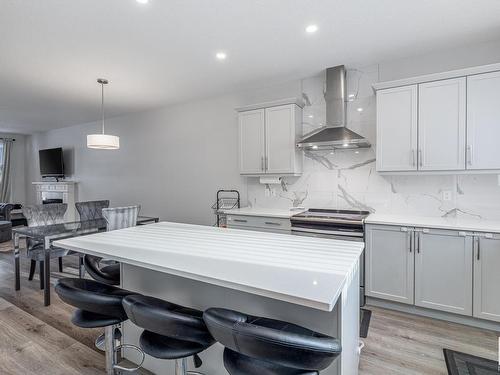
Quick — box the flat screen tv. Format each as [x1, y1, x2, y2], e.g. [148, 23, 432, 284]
[39, 147, 64, 178]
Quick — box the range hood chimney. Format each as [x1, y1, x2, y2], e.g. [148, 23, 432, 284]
[296, 65, 371, 150]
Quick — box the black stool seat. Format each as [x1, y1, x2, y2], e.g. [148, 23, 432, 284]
[55, 278, 133, 328]
[83, 254, 120, 286]
[122, 294, 215, 359]
[140, 331, 208, 359]
[224, 349, 318, 375]
[203, 308, 342, 375]
[72, 309, 123, 328]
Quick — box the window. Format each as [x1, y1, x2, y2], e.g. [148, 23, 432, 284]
[0, 141, 4, 183]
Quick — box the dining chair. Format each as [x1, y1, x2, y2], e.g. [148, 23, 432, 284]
[83, 205, 140, 286]
[22, 203, 69, 289]
[75, 200, 110, 221]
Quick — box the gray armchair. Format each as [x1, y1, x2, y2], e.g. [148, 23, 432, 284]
[0, 203, 14, 221]
[22, 204, 69, 289]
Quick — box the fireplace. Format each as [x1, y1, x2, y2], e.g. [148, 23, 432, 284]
[41, 191, 64, 205]
[33, 181, 77, 222]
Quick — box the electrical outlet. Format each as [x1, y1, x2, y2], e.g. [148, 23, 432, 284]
[442, 190, 452, 201]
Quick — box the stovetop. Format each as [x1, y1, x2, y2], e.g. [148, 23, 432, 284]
[292, 208, 370, 222]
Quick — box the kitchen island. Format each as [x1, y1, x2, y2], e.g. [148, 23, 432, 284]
[54, 221, 363, 375]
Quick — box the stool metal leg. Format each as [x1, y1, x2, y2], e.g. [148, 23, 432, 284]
[104, 325, 116, 375]
[175, 358, 187, 375]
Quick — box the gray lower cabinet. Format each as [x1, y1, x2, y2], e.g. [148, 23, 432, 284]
[414, 229, 473, 316]
[473, 234, 500, 322]
[226, 214, 291, 234]
[365, 225, 414, 304]
[367, 223, 500, 323]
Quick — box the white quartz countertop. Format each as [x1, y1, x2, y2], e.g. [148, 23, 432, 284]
[54, 221, 363, 311]
[366, 214, 500, 233]
[221, 207, 306, 218]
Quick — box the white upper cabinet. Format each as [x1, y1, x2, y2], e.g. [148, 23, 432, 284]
[418, 78, 466, 171]
[238, 102, 302, 175]
[376, 85, 418, 172]
[265, 105, 301, 174]
[374, 63, 500, 173]
[467, 71, 500, 170]
[238, 109, 265, 174]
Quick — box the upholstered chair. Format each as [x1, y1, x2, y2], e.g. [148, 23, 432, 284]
[22, 204, 69, 289]
[75, 200, 110, 221]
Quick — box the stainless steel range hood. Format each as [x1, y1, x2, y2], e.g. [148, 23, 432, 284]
[297, 65, 371, 150]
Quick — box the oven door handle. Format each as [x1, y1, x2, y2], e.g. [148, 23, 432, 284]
[291, 217, 363, 225]
[291, 227, 364, 237]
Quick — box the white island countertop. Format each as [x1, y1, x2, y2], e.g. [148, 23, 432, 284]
[222, 207, 306, 218]
[366, 213, 500, 233]
[54, 221, 363, 312]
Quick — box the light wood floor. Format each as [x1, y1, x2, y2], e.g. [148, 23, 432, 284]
[358, 306, 498, 374]
[0, 240, 498, 374]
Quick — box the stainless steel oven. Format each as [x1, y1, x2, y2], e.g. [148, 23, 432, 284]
[291, 209, 369, 306]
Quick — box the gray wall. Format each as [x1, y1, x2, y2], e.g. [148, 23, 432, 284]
[24, 39, 500, 224]
[25, 80, 302, 225]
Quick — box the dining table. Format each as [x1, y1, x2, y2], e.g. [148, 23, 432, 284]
[12, 215, 159, 306]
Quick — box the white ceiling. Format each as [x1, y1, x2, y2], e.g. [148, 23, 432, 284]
[1, 0, 500, 134]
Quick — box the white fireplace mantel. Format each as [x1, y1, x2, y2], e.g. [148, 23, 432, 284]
[32, 181, 78, 222]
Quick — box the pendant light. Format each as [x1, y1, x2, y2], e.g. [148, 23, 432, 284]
[87, 78, 120, 150]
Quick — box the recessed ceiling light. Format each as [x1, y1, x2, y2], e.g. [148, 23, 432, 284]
[305, 24, 318, 34]
[357, 107, 364, 112]
[312, 145, 318, 150]
[308, 115, 314, 119]
[343, 143, 349, 147]
[136, 0, 149, 4]
[215, 52, 227, 60]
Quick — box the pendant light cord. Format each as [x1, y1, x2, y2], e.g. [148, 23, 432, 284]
[101, 81, 105, 134]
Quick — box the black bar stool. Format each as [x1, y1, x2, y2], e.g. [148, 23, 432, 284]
[82, 254, 121, 351]
[55, 278, 144, 374]
[83, 254, 120, 285]
[122, 294, 215, 375]
[203, 308, 342, 375]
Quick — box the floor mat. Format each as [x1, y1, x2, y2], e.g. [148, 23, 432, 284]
[444, 349, 500, 374]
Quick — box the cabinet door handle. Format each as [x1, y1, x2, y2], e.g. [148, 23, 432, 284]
[415, 231, 420, 253]
[410, 150, 416, 167]
[265, 156, 268, 170]
[418, 149, 423, 167]
[264, 221, 282, 226]
[407, 230, 412, 253]
[467, 145, 473, 166]
[233, 219, 248, 223]
[477, 237, 480, 261]
[261, 156, 265, 171]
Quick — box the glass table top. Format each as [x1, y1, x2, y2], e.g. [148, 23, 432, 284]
[13, 215, 159, 241]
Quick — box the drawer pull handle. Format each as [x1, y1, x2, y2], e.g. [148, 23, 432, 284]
[233, 219, 248, 223]
[264, 222, 281, 226]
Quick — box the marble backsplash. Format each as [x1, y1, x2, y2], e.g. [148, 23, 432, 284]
[246, 65, 500, 220]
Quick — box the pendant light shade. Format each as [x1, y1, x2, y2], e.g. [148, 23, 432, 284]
[87, 134, 120, 149]
[87, 78, 120, 150]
